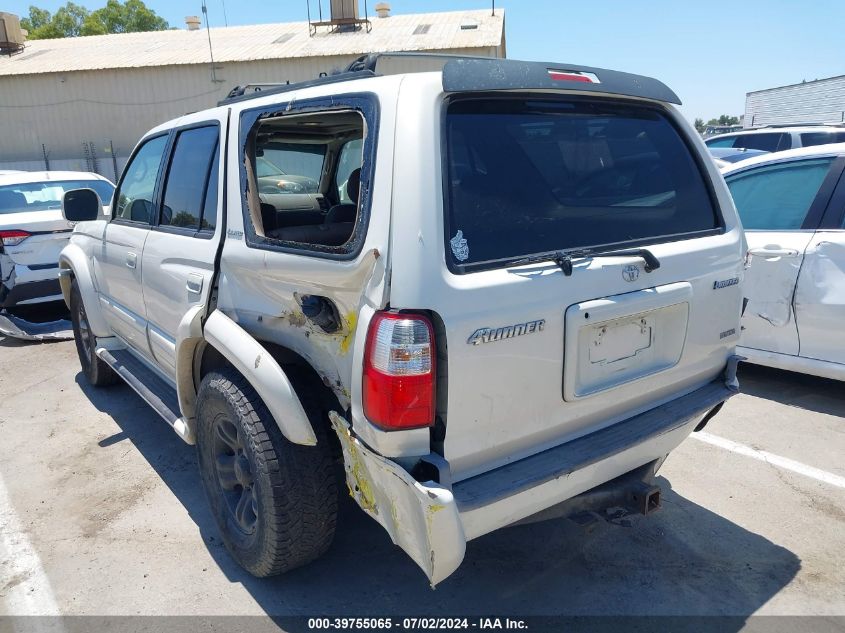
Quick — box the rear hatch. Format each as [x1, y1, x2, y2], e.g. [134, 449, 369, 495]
[389, 90, 743, 482]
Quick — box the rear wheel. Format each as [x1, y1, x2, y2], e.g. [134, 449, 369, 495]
[70, 279, 118, 387]
[196, 367, 337, 576]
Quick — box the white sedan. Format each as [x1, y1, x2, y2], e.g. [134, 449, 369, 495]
[0, 171, 114, 335]
[722, 143, 845, 380]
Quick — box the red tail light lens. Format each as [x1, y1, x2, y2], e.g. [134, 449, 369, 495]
[0, 230, 30, 247]
[363, 311, 436, 430]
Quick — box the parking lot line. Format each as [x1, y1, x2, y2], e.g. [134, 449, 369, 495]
[0, 472, 62, 618]
[691, 431, 845, 490]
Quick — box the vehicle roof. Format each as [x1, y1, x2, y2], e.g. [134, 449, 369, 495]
[708, 147, 769, 159]
[0, 171, 113, 186]
[721, 142, 845, 174]
[145, 54, 682, 139]
[707, 125, 845, 141]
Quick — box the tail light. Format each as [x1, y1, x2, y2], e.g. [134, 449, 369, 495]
[363, 311, 436, 430]
[0, 230, 30, 247]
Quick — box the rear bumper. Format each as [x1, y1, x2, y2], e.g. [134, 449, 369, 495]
[0, 277, 62, 308]
[332, 361, 740, 585]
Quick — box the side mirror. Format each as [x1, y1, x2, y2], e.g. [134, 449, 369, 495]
[62, 188, 102, 223]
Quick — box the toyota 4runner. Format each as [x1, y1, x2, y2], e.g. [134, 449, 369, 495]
[58, 54, 745, 585]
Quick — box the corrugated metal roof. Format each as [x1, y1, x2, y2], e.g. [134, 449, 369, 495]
[0, 9, 504, 77]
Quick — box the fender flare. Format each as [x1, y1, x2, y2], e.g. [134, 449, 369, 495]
[174, 305, 205, 423]
[58, 245, 110, 338]
[202, 310, 318, 446]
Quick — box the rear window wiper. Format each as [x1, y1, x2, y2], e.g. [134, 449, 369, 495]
[509, 247, 660, 277]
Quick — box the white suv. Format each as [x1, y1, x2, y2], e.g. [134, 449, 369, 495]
[705, 125, 845, 153]
[57, 54, 745, 585]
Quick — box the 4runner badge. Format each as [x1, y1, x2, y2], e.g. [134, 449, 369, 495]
[622, 264, 640, 282]
[467, 319, 545, 346]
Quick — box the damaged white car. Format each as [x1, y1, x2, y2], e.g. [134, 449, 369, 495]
[723, 143, 845, 380]
[0, 170, 113, 340]
[58, 54, 745, 585]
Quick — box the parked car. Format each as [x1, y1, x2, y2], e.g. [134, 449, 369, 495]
[702, 124, 743, 137]
[0, 171, 113, 314]
[705, 125, 845, 153]
[58, 54, 744, 586]
[709, 147, 770, 164]
[722, 143, 845, 380]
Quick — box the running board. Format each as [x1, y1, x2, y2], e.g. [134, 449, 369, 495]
[96, 348, 195, 444]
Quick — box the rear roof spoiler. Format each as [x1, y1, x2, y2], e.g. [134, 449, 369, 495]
[442, 58, 681, 105]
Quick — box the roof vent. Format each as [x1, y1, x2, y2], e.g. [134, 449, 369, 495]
[460, 19, 479, 30]
[0, 13, 26, 56]
[273, 33, 294, 44]
[375, 2, 391, 18]
[413, 24, 431, 35]
[185, 16, 201, 31]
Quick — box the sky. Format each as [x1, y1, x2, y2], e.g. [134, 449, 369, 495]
[5, 0, 845, 122]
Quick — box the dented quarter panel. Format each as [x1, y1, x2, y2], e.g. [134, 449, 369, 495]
[329, 412, 466, 586]
[214, 78, 431, 457]
[741, 230, 813, 356]
[794, 232, 845, 365]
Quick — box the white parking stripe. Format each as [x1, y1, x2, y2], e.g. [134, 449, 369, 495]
[691, 431, 845, 490]
[0, 471, 62, 618]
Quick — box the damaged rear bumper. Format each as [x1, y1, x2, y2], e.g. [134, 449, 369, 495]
[331, 364, 739, 585]
[0, 310, 73, 341]
[330, 412, 467, 586]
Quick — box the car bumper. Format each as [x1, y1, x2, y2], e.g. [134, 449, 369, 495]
[331, 359, 740, 586]
[0, 277, 63, 308]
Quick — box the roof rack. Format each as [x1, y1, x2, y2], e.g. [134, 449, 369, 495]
[218, 52, 682, 107]
[217, 52, 480, 106]
[757, 122, 835, 128]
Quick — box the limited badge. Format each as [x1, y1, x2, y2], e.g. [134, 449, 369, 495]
[450, 230, 469, 262]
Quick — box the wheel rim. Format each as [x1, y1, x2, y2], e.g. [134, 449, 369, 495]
[77, 301, 93, 359]
[212, 415, 259, 535]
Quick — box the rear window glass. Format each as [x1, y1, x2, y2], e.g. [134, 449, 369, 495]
[444, 98, 719, 269]
[0, 179, 114, 215]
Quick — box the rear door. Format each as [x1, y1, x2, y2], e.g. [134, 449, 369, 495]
[390, 88, 744, 481]
[725, 156, 842, 356]
[141, 121, 223, 377]
[97, 134, 169, 356]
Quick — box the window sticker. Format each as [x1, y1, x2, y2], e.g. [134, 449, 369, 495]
[450, 229, 469, 262]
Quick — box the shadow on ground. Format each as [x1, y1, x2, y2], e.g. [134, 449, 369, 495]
[75, 374, 800, 626]
[738, 363, 845, 417]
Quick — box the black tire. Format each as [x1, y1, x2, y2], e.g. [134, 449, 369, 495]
[70, 278, 118, 387]
[196, 367, 337, 577]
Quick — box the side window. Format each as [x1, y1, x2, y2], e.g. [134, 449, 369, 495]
[801, 131, 845, 147]
[160, 126, 219, 231]
[734, 133, 789, 152]
[114, 135, 168, 223]
[705, 136, 736, 148]
[244, 108, 366, 250]
[726, 158, 835, 230]
[335, 138, 363, 203]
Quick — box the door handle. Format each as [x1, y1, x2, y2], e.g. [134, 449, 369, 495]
[747, 247, 800, 258]
[125, 252, 137, 269]
[186, 273, 204, 294]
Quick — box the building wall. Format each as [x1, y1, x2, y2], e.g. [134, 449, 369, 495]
[744, 76, 845, 128]
[0, 45, 501, 179]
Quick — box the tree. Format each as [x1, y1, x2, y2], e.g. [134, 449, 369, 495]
[705, 114, 740, 127]
[694, 118, 705, 134]
[20, 1, 169, 39]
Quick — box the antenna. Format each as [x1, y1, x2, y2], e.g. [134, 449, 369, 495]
[220, 0, 228, 27]
[201, 1, 224, 83]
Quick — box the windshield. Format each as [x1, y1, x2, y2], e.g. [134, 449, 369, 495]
[0, 179, 115, 215]
[255, 143, 325, 194]
[444, 98, 719, 270]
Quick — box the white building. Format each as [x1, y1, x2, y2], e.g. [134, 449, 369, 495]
[0, 7, 505, 179]
[744, 74, 845, 129]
